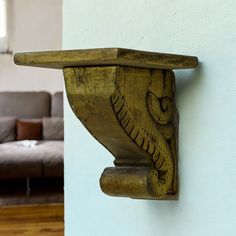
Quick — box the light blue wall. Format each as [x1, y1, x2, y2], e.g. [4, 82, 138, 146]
[63, 1, 236, 235]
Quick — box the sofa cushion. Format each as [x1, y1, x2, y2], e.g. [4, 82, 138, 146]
[16, 120, 42, 141]
[0, 117, 16, 143]
[41, 141, 64, 177]
[42, 117, 64, 140]
[51, 92, 63, 117]
[0, 92, 51, 118]
[0, 141, 63, 179]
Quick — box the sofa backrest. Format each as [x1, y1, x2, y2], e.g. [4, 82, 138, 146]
[0, 92, 51, 118]
[0, 91, 64, 118]
[51, 92, 63, 117]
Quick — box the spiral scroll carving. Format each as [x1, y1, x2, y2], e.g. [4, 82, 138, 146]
[110, 79, 177, 198]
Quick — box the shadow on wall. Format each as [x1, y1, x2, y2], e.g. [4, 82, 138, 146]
[176, 62, 204, 98]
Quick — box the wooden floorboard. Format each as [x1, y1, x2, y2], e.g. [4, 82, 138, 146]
[0, 204, 64, 236]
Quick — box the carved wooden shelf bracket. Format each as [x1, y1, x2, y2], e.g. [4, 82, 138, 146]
[14, 48, 198, 200]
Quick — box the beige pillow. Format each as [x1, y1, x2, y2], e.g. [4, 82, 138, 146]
[43, 117, 64, 140]
[0, 117, 16, 143]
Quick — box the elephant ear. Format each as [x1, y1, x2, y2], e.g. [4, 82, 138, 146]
[147, 91, 173, 125]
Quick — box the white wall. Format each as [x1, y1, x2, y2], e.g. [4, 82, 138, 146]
[0, 0, 63, 93]
[64, 1, 236, 235]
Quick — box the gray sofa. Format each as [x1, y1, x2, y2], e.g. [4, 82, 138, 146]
[0, 91, 64, 181]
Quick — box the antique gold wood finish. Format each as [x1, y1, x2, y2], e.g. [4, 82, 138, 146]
[14, 48, 198, 200]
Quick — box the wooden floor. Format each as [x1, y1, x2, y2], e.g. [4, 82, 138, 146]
[0, 204, 64, 236]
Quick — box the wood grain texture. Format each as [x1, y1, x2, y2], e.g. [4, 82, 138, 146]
[64, 66, 178, 200]
[13, 48, 197, 200]
[14, 48, 198, 70]
[0, 204, 64, 236]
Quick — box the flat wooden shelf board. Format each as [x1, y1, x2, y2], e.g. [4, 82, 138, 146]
[14, 48, 198, 70]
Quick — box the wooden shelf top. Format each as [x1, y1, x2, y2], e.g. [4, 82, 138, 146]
[14, 48, 198, 70]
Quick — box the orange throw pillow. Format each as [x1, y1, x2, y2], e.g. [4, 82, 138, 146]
[16, 120, 42, 141]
